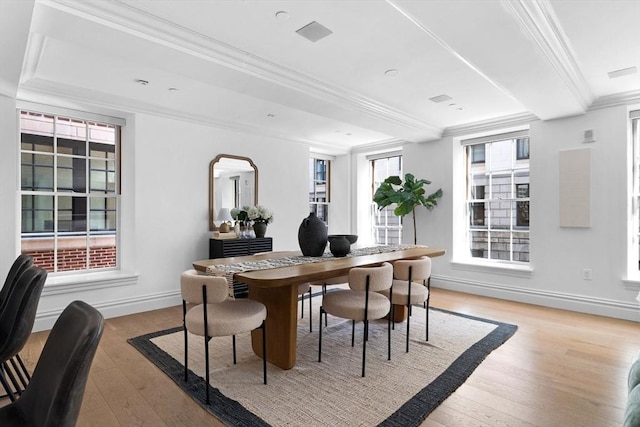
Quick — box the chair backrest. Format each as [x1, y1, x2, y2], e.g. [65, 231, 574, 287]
[181, 269, 229, 304]
[0, 254, 34, 313]
[349, 262, 393, 292]
[12, 300, 104, 427]
[0, 266, 47, 360]
[393, 256, 432, 282]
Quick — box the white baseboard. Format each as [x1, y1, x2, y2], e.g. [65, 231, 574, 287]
[433, 275, 640, 322]
[32, 290, 182, 332]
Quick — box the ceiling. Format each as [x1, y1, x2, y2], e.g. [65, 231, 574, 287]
[2, 0, 639, 153]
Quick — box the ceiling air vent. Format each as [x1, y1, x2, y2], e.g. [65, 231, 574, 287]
[296, 21, 333, 42]
[429, 94, 453, 103]
[608, 66, 637, 79]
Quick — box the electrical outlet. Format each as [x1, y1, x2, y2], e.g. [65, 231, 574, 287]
[583, 269, 593, 280]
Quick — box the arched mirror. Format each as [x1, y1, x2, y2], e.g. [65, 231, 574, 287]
[209, 154, 258, 231]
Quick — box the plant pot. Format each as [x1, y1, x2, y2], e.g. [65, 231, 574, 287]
[254, 222, 267, 238]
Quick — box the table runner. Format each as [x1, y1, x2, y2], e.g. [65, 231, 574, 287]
[205, 244, 422, 295]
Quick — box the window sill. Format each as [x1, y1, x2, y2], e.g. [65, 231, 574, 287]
[450, 258, 533, 278]
[43, 270, 139, 296]
[622, 277, 640, 291]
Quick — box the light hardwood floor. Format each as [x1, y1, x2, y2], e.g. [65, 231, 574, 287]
[2, 288, 638, 426]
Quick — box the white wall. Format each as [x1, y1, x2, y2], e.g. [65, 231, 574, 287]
[401, 105, 640, 321]
[0, 95, 19, 280]
[1, 106, 311, 331]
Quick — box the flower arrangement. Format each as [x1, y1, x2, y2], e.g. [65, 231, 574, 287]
[248, 205, 274, 224]
[230, 206, 251, 222]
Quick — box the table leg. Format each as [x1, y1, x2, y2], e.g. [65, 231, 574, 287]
[389, 304, 408, 323]
[249, 284, 298, 370]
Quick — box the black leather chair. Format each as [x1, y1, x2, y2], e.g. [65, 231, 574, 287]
[0, 255, 33, 313]
[0, 266, 47, 401]
[0, 301, 104, 427]
[0, 255, 34, 395]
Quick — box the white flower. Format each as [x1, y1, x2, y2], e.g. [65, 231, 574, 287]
[248, 205, 273, 224]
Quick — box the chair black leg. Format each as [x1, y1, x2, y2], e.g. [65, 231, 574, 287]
[388, 307, 392, 361]
[205, 336, 210, 405]
[323, 284, 328, 327]
[426, 297, 430, 341]
[308, 288, 313, 332]
[261, 321, 267, 385]
[8, 357, 27, 391]
[182, 300, 188, 382]
[406, 303, 411, 353]
[300, 291, 305, 319]
[3, 362, 22, 397]
[362, 320, 368, 378]
[351, 320, 355, 347]
[318, 307, 324, 362]
[15, 354, 30, 382]
[0, 364, 16, 402]
[232, 335, 237, 364]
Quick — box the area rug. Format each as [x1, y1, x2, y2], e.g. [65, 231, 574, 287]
[128, 297, 517, 426]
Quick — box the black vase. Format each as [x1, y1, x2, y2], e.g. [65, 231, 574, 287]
[329, 236, 351, 257]
[298, 213, 327, 256]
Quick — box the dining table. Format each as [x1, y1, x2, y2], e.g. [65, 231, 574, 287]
[193, 245, 446, 370]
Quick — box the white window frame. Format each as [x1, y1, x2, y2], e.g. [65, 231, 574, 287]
[369, 152, 403, 245]
[629, 110, 640, 279]
[20, 109, 121, 274]
[461, 130, 530, 266]
[309, 156, 331, 226]
[16, 101, 137, 295]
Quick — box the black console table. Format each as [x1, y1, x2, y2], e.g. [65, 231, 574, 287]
[209, 237, 273, 297]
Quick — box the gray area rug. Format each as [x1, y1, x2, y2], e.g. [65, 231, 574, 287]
[128, 296, 517, 426]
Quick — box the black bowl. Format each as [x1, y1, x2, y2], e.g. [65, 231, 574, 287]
[328, 234, 358, 244]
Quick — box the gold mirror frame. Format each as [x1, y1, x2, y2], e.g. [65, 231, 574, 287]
[209, 154, 258, 231]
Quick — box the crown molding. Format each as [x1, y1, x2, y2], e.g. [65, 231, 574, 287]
[588, 90, 640, 111]
[503, 0, 594, 112]
[17, 79, 384, 152]
[350, 138, 406, 155]
[443, 112, 538, 138]
[41, 0, 441, 137]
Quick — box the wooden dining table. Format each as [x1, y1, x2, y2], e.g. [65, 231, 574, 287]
[193, 246, 446, 370]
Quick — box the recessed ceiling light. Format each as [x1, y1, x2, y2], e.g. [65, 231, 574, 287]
[456, 107, 464, 111]
[296, 21, 333, 42]
[135, 79, 149, 86]
[168, 87, 179, 91]
[385, 69, 399, 78]
[448, 103, 457, 107]
[275, 11, 289, 21]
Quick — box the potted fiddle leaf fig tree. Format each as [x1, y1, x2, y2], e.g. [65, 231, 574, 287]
[373, 173, 443, 245]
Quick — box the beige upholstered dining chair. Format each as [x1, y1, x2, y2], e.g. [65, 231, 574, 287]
[180, 269, 267, 404]
[318, 262, 393, 377]
[310, 276, 348, 327]
[380, 256, 432, 353]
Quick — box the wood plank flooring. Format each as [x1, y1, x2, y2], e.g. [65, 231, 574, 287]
[2, 288, 638, 426]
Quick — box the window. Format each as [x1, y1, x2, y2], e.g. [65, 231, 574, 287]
[631, 111, 640, 272]
[464, 134, 529, 263]
[470, 144, 486, 163]
[516, 138, 530, 160]
[309, 158, 330, 225]
[20, 111, 120, 273]
[371, 154, 402, 245]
